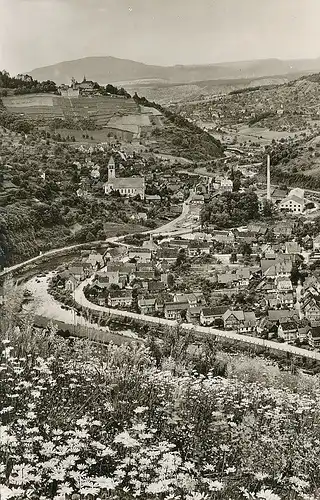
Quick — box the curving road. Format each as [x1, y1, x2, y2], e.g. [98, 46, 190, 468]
[3, 194, 320, 361]
[0, 195, 199, 279]
[74, 279, 320, 362]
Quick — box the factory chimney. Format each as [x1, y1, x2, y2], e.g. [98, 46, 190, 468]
[267, 154, 271, 201]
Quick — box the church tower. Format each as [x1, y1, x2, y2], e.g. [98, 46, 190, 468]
[108, 156, 116, 180]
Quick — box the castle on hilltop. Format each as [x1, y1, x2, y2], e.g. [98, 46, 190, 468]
[59, 76, 97, 98]
[104, 157, 145, 199]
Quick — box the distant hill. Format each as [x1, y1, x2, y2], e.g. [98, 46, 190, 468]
[174, 71, 320, 186]
[27, 56, 320, 86]
[178, 71, 320, 132]
[122, 74, 304, 106]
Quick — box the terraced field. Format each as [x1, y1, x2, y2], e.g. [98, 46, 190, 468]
[2, 94, 140, 127]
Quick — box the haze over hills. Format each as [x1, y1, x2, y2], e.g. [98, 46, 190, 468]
[27, 55, 320, 86]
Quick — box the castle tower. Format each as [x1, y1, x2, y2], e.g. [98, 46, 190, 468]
[108, 156, 116, 180]
[267, 154, 271, 201]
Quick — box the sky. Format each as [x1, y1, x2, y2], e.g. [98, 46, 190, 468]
[0, 0, 319, 75]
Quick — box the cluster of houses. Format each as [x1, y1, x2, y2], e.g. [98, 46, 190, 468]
[51, 220, 320, 351]
[257, 309, 320, 348]
[299, 278, 320, 325]
[76, 156, 191, 210]
[60, 250, 106, 292]
[203, 221, 292, 247]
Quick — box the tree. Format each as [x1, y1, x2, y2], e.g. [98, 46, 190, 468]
[262, 200, 274, 218]
[233, 178, 241, 192]
[239, 242, 252, 257]
[290, 265, 301, 286]
[175, 249, 187, 268]
[167, 273, 175, 289]
[230, 252, 237, 263]
[201, 191, 259, 229]
[85, 231, 95, 242]
[109, 284, 120, 291]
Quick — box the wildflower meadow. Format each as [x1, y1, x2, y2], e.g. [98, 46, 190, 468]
[1, 324, 320, 500]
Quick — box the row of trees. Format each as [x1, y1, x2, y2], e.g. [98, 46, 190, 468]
[0, 104, 34, 133]
[100, 83, 131, 99]
[0, 70, 57, 94]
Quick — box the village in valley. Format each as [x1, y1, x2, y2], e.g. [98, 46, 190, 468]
[2, 71, 320, 355]
[3, 2, 320, 499]
[8, 141, 320, 354]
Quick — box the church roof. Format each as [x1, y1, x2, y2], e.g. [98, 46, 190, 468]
[108, 156, 115, 167]
[106, 177, 145, 189]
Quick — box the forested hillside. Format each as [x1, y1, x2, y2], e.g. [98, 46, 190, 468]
[0, 71, 224, 267]
[0, 128, 152, 267]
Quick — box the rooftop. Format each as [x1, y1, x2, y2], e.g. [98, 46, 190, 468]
[129, 247, 152, 254]
[202, 306, 228, 317]
[164, 302, 189, 311]
[280, 194, 305, 206]
[109, 290, 132, 298]
[223, 310, 245, 321]
[106, 177, 145, 189]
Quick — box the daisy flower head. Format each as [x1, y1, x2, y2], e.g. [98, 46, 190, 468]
[133, 406, 148, 415]
[186, 493, 209, 500]
[93, 477, 116, 490]
[114, 431, 140, 448]
[257, 489, 281, 500]
[254, 472, 269, 481]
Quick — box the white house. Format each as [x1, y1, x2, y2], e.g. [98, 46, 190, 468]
[276, 276, 293, 293]
[128, 247, 152, 263]
[108, 290, 133, 308]
[279, 188, 305, 214]
[220, 179, 233, 192]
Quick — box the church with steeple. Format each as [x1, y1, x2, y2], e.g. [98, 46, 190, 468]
[104, 156, 145, 199]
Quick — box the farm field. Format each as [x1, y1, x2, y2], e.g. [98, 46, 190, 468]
[302, 164, 320, 177]
[237, 125, 296, 142]
[2, 94, 140, 126]
[108, 113, 153, 128]
[209, 126, 300, 146]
